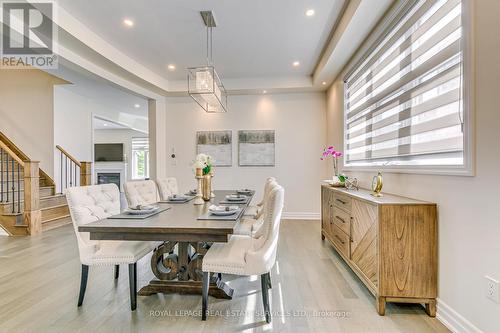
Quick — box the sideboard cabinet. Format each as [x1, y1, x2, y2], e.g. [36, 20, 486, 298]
[321, 185, 437, 316]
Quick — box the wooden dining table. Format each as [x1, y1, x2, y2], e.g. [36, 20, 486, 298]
[78, 190, 253, 299]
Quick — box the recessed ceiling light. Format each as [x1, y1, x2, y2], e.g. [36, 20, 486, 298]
[167, 64, 176, 71]
[123, 19, 134, 27]
[322, 81, 327, 85]
[263, 90, 267, 94]
[103, 123, 108, 127]
[134, 104, 140, 108]
[306, 9, 315, 17]
[293, 61, 300, 67]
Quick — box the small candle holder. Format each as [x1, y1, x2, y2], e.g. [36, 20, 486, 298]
[193, 175, 204, 205]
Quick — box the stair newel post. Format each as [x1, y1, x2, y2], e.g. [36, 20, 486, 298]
[80, 162, 92, 187]
[23, 161, 41, 235]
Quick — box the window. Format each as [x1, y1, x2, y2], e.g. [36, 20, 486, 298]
[344, 0, 471, 174]
[131, 138, 149, 179]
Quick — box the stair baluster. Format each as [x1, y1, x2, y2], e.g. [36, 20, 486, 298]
[17, 163, 21, 213]
[1, 148, 3, 202]
[6, 153, 9, 203]
[11, 156, 15, 213]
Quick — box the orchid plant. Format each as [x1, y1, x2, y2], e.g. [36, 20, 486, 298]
[321, 146, 346, 182]
[193, 153, 213, 175]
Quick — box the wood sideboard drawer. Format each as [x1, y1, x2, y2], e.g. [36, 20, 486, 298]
[331, 224, 350, 258]
[332, 208, 351, 235]
[332, 193, 352, 213]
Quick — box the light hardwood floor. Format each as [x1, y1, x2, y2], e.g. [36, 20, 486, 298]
[0, 220, 449, 333]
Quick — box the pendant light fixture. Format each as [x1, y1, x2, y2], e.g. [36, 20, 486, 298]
[187, 11, 228, 113]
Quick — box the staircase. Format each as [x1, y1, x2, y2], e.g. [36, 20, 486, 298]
[0, 132, 91, 236]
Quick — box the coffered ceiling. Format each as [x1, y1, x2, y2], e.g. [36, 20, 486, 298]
[35, 0, 394, 97]
[56, 0, 346, 81]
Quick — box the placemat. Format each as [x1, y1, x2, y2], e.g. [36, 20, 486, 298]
[108, 207, 170, 220]
[197, 208, 244, 221]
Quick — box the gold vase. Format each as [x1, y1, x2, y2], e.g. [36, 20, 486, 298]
[202, 174, 212, 201]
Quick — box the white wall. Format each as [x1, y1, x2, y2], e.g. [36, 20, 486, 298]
[53, 85, 149, 190]
[93, 129, 148, 181]
[163, 93, 327, 217]
[325, 1, 500, 331]
[53, 86, 93, 192]
[0, 69, 66, 177]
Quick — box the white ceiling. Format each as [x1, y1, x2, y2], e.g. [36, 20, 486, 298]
[93, 117, 131, 130]
[56, 0, 346, 81]
[46, 61, 149, 132]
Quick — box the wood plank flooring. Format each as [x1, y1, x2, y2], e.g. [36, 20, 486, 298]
[0, 220, 449, 333]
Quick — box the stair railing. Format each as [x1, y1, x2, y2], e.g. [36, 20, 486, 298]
[0, 140, 41, 235]
[56, 145, 92, 194]
[0, 141, 23, 214]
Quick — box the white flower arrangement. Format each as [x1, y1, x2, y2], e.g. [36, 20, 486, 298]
[192, 153, 213, 175]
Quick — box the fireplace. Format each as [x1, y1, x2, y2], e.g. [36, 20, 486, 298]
[97, 173, 121, 190]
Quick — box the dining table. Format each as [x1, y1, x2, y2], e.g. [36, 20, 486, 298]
[78, 190, 254, 299]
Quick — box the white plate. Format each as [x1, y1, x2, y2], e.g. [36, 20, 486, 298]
[125, 209, 158, 215]
[226, 195, 246, 201]
[236, 189, 252, 194]
[209, 209, 238, 216]
[168, 196, 188, 201]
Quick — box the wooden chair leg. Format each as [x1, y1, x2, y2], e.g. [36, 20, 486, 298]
[77, 264, 89, 307]
[261, 273, 271, 323]
[128, 263, 137, 311]
[114, 265, 119, 279]
[202, 271, 209, 321]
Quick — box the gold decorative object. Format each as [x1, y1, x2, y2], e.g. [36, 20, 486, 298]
[195, 168, 203, 177]
[202, 174, 212, 201]
[371, 172, 383, 197]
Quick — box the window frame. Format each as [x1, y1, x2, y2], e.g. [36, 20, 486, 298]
[131, 137, 150, 180]
[342, 0, 474, 176]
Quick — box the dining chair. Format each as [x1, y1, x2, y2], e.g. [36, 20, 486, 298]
[234, 178, 278, 238]
[66, 184, 156, 311]
[243, 177, 276, 218]
[201, 184, 285, 323]
[124, 179, 159, 207]
[156, 177, 179, 201]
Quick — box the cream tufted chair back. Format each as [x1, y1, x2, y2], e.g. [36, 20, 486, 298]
[156, 177, 179, 201]
[124, 180, 159, 207]
[66, 184, 121, 265]
[245, 184, 285, 274]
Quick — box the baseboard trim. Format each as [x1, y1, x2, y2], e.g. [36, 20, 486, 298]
[282, 212, 320, 220]
[436, 299, 483, 333]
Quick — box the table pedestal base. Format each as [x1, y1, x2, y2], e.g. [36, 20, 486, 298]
[139, 241, 233, 299]
[138, 276, 233, 299]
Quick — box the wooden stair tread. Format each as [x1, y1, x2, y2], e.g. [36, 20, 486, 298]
[42, 214, 70, 224]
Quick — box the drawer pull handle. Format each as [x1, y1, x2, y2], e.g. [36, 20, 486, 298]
[336, 198, 346, 205]
[334, 234, 345, 245]
[335, 216, 346, 224]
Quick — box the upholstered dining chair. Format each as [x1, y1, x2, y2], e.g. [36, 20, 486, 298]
[66, 184, 156, 311]
[156, 177, 179, 201]
[201, 184, 285, 323]
[234, 178, 278, 238]
[243, 177, 276, 218]
[124, 179, 159, 207]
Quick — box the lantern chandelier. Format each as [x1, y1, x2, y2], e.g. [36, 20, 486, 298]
[187, 11, 228, 113]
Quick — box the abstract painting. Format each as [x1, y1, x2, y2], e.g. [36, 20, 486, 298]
[238, 130, 275, 166]
[196, 130, 232, 166]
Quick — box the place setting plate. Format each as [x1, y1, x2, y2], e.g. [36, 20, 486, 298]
[197, 205, 243, 221]
[109, 204, 170, 219]
[236, 188, 253, 195]
[160, 194, 195, 204]
[219, 194, 249, 205]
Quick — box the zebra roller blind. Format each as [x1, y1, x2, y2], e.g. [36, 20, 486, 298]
[344, 0, 465, 168]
